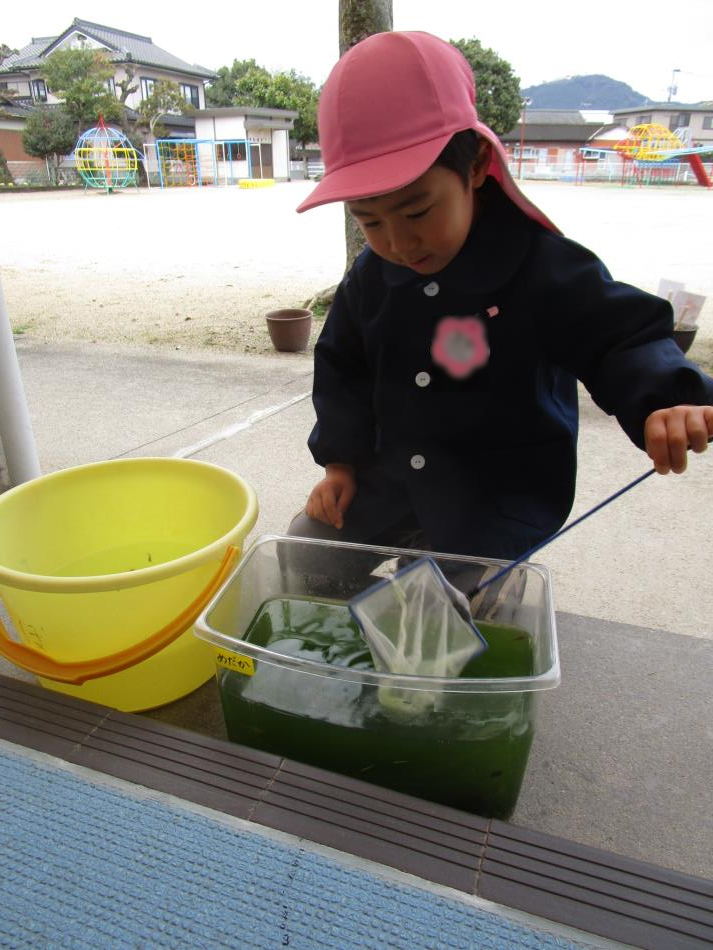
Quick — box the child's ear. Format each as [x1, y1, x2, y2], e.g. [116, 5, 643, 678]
[470, 142, 492, 189]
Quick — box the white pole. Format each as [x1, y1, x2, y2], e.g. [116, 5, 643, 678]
[0, 274, 41, 486]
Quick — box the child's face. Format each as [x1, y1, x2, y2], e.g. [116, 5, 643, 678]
[347, 159, 487, 275]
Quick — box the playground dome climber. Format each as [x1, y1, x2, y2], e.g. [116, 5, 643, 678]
[614, 124, 685, 162]
[613, 123, 712, 187]
[75, 117, 139, 192]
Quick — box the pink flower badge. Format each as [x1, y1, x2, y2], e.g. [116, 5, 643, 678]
[430, 316, 490, 379]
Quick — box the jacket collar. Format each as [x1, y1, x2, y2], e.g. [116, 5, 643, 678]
[380, 178, 536, 295]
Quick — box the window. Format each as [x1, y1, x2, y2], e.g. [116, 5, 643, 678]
[180, 83, 199, 108]
[140, 77, 155, 99]
[703, 116, 713, 130]
[637, 114, 652, 125]
[669, 112, 691, 131]
[581, 149, 608, 161]
[105, 77, 116, 96]
[512, 146, 539, 159]
[31, 79, 47, 102]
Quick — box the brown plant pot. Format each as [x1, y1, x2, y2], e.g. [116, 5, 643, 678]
[673, 328, 697, 355]
[265, 308, 313, 352]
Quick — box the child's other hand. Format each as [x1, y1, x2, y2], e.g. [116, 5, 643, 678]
[644, 405, 713, 474]
[305, 464, 356, 529]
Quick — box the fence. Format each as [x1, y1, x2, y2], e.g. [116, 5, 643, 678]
[5, 155, 710, 189]
[6, 160, 82, 187]
[506, 157, 713, 186]
[6, 160, 50, 185]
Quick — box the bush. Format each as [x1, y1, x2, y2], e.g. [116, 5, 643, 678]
[0, 148, 12, 185]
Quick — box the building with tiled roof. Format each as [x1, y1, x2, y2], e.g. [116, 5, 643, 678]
[0, 95, 49, 173]
[498, 105, 713, 184]
[0, 17, 215, 107]
[0, 17, 217, 179]
[500, 109, 607, 174]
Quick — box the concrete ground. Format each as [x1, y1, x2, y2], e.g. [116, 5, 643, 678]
[3, 337, 712, 639]
[0, 179, 712, 881]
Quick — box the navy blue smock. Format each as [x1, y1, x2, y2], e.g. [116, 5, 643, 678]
[308, 180, 713, 558]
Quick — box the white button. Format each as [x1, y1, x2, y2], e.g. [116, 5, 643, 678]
[415, 372, 431, 387]
[423, 281, 439, 297]
[410, 454, 426, 470]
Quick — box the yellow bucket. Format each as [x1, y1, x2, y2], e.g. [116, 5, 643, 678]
[0, 458, 257, 711]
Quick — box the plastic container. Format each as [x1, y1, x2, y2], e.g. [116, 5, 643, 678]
[196, 535, 559, 818]
[0, 458, 257, 711]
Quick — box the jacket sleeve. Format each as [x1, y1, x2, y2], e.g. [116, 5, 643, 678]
[533, 234, 713, 449]
[308, 267, 377, 468]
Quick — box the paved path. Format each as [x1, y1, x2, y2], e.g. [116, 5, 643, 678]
[6, 338, 712, 640]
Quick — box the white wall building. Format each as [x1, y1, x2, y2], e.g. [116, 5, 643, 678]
[194, 108, 297, 183]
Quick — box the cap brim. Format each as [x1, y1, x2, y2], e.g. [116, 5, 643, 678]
[297, 120, 560, 234]
[296, 132, 454, 213]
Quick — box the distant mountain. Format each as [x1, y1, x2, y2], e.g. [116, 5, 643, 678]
[521, 75, 648, 110]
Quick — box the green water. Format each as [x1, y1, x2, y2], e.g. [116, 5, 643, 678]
[217, 597, 537, 819]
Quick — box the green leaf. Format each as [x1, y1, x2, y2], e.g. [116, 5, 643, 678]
[450, 38, 522, 136]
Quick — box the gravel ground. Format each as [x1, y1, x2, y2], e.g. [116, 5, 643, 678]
[0, 183, 345, 354]
[0, 178, 711, 370]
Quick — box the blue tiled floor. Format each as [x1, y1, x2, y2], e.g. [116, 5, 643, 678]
[0, 745, 603, 949]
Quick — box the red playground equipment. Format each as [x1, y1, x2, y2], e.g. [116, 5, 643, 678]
[614, 124, 712, 187]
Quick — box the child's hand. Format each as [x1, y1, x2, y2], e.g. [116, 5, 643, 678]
[644, 405, 713, 474]
[305, 464, 356, 529]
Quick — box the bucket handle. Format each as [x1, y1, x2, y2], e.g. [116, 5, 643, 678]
[0, 545, 240, 686]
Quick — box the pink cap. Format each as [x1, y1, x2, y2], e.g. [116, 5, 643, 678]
[296, 31, 558, 233]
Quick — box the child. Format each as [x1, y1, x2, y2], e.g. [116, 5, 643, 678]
[291, 31, 713, 560]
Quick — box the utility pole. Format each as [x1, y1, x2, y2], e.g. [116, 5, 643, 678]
[667, 68, 680, 103]
[518, 98, 532, 180]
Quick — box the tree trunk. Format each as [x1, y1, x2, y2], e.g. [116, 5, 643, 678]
[339, 0, 393, 271]
[339, 0, 392, 53]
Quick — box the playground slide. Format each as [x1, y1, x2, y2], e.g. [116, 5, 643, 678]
[686, 153, 712, 187]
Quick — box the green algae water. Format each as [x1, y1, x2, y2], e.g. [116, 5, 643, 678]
[216, 597, 537, 819]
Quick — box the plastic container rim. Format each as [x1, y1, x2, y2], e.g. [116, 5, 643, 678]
[0, 458, 258, 593]
[195, 534, 561, 694]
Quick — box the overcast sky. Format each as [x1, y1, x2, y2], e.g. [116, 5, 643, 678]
[3, 1, 712, 103]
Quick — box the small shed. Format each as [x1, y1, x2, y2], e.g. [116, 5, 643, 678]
[193, 106, 299, 184]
